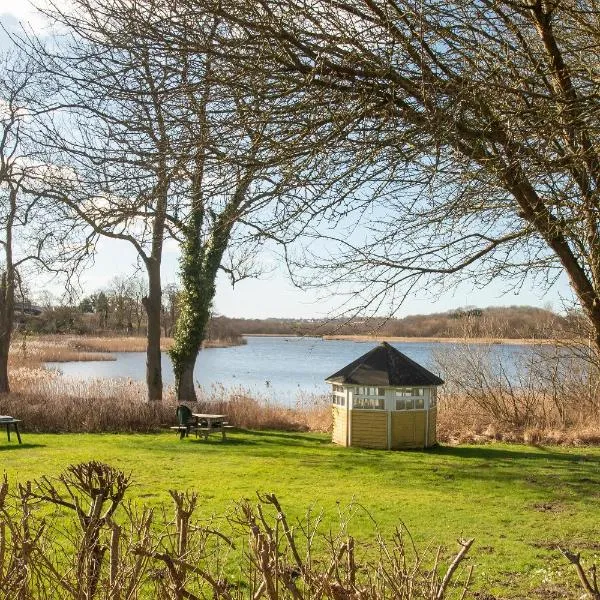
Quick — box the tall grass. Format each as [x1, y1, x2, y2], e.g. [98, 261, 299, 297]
[2, 375, 331, 433]
[5, 336, 331, 433]
[435, 340, 600, 445]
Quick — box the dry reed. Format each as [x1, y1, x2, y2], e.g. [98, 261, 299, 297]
[10, 333, 243, 360]
[436, 393, 600, 445]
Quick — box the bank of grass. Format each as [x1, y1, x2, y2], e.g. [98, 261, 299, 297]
[1, 431, 599, 598]
[13, 333, 244, 362]
[322, 334, 555, 345]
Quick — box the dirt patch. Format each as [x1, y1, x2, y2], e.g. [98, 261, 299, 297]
[528, 584, 574, 599]
[531, 539, 600, 550]
[531, 501, 564, 513]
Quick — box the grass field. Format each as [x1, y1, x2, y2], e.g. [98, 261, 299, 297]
[1, 430, 599, 598]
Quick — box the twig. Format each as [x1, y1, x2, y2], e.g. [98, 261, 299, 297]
[435, 538, 474, 600]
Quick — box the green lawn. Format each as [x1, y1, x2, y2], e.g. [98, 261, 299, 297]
[2, 430, 599, 598]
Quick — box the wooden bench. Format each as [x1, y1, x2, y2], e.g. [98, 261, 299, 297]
[1, 416, 22, 444]
[170, 425, 190, 439]
[196, 424, 235, 441]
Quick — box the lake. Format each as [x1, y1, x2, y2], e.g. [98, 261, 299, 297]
[46, 336, 537, 404]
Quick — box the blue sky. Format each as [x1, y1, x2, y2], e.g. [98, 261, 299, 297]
[1, 2, 574, 318]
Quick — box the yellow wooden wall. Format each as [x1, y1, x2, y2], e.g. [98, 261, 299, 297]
[390, 411, 427, 449]
[331, 403, 438, 450]
[332, 406, 348, 446]
[350, 411, 388, 449]
[428, 407, 437, 445]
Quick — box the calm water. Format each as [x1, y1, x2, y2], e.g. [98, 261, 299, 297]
[47, 335, 534, 404]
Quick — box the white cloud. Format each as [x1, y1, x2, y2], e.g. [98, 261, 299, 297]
[0, 0, 76, 37]
[0, 1, 49, 31]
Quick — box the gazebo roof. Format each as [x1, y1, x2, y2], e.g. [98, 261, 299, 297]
[325, 342, 444, 387]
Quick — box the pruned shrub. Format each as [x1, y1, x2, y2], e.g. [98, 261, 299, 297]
[0, 462, 473, 599]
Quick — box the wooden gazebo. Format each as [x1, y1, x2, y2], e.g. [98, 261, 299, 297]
[326, 342, 443, 449]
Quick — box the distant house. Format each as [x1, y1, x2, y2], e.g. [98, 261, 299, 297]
[14, 301, 43, 317]
[325, 342, 443, 450]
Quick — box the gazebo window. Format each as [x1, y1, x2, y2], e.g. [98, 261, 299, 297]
[395, 388, 426, 411]
[395, 388, 424, 397]
[357, 386, 385, 396]
[396, 398, 413, 410]
[354, 386, 385, 409]
[332, 394, 345, 406]
[353, 397, 385, 410]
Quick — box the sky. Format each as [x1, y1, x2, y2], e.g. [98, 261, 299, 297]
[0, 1, 575, 319]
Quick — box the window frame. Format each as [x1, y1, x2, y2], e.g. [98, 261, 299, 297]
[352, 396, 385, 410]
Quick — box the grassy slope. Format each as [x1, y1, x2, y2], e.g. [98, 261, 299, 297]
[2, 431, 599, 598]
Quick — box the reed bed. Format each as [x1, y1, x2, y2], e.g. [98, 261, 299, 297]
[10, 333, 243, 362]
[191, 385, 332, 432]
[10, 336, 115, 365]
[4, 334, 331, 434]
[66, 335, 174, 352]
[64, 334, 243, 352]
[4, 356, 331, 433]
[437, 393, 600, 446]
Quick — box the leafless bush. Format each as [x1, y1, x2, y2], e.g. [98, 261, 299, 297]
[434, 335, 600, 444]
[0, 462, 474, 600]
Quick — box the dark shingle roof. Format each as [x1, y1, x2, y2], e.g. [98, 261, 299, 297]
[325, 342, 444, 387]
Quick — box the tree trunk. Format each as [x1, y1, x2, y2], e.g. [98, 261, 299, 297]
[0, 274, 13, 394]
[143, 259, 163, 402]
[175, 355, 198, 403]
[0, 188, 16, 395]
[0, 341, 10, 394]
[171, 297, 211, 403]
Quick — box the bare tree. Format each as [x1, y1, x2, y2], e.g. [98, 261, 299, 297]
[153, 0, 600, 348]
[26, 0, 331, 402]
[166, 32, 298, 400]
[0, 52, 84, 393]
[21, 1, 195, 401]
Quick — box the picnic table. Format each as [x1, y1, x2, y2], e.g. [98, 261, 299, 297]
[191, 413, 233, 441]
[0, 416, 22, 444]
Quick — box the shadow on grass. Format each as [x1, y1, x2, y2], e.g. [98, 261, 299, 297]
[187, 437, 257, 446]
[0, 443, 46, 451]
[242, 430, 331, 445]
[422, 444, 600, 500]
[430, 444, 600, 465]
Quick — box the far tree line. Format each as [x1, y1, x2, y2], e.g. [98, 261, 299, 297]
[16, 278, 242, 344]
[17, 292, 576, 342]
[2, 0, 600, 403]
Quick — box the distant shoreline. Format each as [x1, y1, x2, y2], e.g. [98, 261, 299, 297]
[244, 333, 556, 344]
[321, 334, 555, 345]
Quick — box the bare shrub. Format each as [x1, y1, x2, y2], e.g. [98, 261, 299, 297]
[435, 335, 600, 444]
[0, 462, 474, 599]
